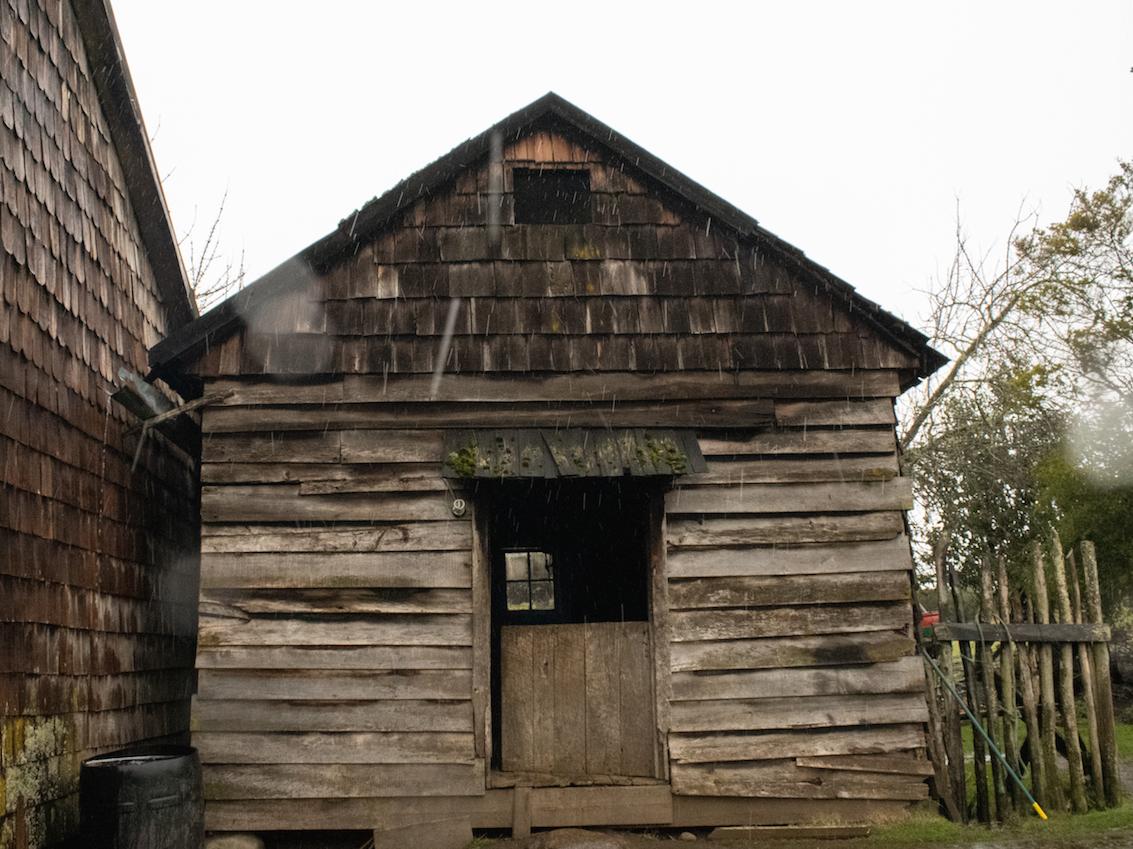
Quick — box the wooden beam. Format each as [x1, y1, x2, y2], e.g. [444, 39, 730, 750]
[931, 623, 1110, 643]
[207, 370, 902, 405]
[202, 400, 776, 433]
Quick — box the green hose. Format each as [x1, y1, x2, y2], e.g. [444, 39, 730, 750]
[923, 648, 1048, 820]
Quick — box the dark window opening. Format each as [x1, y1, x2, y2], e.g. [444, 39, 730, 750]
[489, 479, 651, 625]
[513, 168, 592, 225]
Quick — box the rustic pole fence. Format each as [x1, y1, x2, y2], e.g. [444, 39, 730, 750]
[924, 535, 1118, 823]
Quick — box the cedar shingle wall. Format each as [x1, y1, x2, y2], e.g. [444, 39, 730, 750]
[1, 2, 197, 846]
[191, 130, 919, 378]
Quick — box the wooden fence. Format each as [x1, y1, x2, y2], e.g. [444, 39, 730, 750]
[922, 537, 1118, 822]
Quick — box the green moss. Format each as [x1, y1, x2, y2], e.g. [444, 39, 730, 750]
[642, 436, 690, 474]
[445, 443, 481, 478]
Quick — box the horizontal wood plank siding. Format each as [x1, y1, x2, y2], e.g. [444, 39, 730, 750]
[194, 404, 484, 808]
[662, 408, 924, 803]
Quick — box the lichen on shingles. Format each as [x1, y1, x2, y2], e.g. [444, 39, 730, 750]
[1, 716, 79, 849]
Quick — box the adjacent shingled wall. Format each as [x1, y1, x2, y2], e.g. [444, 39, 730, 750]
[1, 2, 198, 846]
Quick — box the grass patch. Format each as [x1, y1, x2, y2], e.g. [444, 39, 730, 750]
[1115, 721, 1133, 760]
[866, 803, 1133, 846]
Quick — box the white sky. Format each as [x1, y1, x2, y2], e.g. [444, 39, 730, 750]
[113, 1, 1132, 326]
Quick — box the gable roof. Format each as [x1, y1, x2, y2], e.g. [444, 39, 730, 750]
[72, 0, 196, 327]
[149, 92, 944, 381]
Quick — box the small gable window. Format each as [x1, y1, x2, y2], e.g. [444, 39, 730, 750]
[513, 168, 591, 225]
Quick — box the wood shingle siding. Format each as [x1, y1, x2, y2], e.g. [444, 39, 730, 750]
[2, 2, 197, 846]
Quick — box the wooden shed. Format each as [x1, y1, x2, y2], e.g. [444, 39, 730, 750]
[150, 93, 946, 836]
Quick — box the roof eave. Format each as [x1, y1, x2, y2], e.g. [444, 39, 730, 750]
[72, 0, 197, 329]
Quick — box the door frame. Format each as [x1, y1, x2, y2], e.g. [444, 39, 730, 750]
[471, 487, 672, 785]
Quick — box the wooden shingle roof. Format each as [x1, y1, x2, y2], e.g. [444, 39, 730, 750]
[149, 92, 944, 383]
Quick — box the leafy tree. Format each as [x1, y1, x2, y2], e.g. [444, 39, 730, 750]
[905, 160, 1133, 608]
[905, 362, 1064, 589]
[1035, 405, 1133, 615]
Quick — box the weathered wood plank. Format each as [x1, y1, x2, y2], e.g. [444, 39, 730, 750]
[669, 725, 924, 763]
[669, 572, 909, 610]
[203, 792, 909, 831]
[666, 513, 905, 548]
[203, 762, 486, 799]
[501, 626, 534, 772]
[200, 551, 471, 589]
[300, 466, 447, 494]
[196, 669, 471, 701]
[671, 764, 927, 800]
[200, 588, 470, 615]
[795, 755, 934, 777]
[586, 624, 622, 775]
[670, 602, 911, 642]
[203, 431, 342, 463]
[669, 693, 929, 735]
[191, 698, 471, 732]
[201, 523, 471, 554]
[931, 623, 1112, 643]
[471, 504, 491, 762]
[666, 479, 913, 515]
[203, 401, 776, 433]
[619, 623, 656, 777]
[195, 645, 472, 670]
[670, 796, 909, 828]
[697, 429, 897, 457]
[202, 463, 446, 493]
[530, 784, 673, 827]
[338, 430, 448, 463]
[671, 758, 925, 787]
[209, 371, 901, 405]
[198, 613, 472, 647]
[670, 633, 915, 673]
[666, 536, 911, 578]
[773, 400, 895, 427]
[671, 656, 924, 702]
[194, 732, 476, 765]
[202, 486, 457, 522]
[687, 455, 899, 486]
[553, 626, 588, 776]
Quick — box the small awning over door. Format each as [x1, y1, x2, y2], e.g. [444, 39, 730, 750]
[442, 428, 707, 479]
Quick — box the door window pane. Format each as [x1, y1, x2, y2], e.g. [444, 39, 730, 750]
[504, 550, 555, 612]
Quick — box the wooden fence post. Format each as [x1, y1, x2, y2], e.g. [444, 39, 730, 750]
[1067, 548, 1104, 804]
[995, 555, 1022, 813]
[979, 555, 1008, 819]
[1049, 532, 1088, 813]
[950, 558, 991, 823]
[1081, 541, 1119, 807]
[934, 534, 967, 820]
[1012, 590, 1046, 808]
[1032, 541, 1063, 811]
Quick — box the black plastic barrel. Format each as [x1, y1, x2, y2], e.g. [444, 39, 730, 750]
[80, 744, 203, 849]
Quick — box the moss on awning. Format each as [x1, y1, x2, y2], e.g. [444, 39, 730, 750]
[442, 429, 706, 479]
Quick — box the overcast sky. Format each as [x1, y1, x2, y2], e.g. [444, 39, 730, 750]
[113, 1, 1131, 326]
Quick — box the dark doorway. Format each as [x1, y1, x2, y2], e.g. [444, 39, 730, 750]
[485, 479, 658, 779]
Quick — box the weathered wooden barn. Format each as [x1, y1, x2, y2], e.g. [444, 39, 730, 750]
[150, 93, 946, 836]
[1, 1, 199, 846]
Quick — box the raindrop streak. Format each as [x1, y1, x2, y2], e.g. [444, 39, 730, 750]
[429, 297, 463, 399]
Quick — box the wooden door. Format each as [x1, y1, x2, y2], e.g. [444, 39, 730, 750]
[499, 621, 655, 778]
